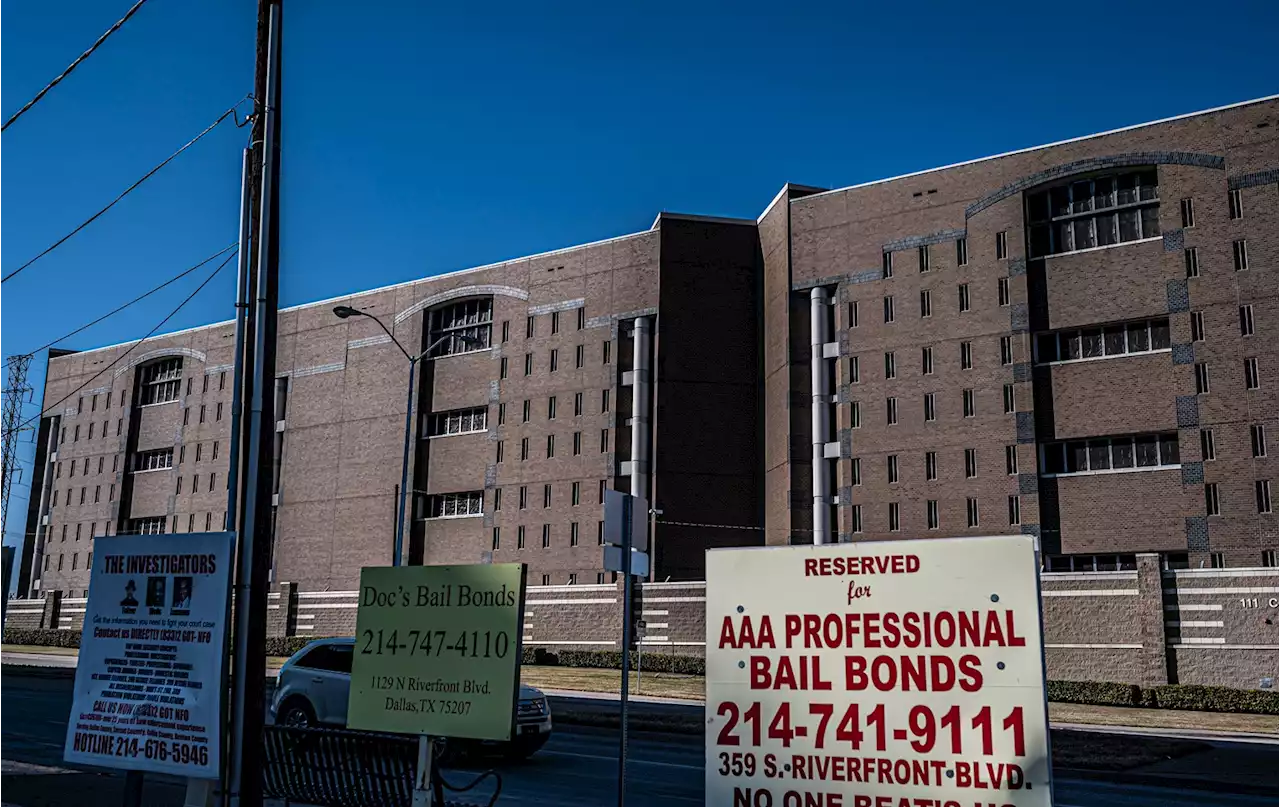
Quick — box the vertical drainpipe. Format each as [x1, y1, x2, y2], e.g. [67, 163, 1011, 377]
[810, 288, 831, 545]
[29, 416, 59, 595]
[630, 317, 651, 502]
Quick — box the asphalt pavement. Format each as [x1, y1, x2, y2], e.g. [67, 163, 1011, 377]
[2, 670, 1274, 807]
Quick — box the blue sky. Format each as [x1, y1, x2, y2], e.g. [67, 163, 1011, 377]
[2, 0, 1277, 559]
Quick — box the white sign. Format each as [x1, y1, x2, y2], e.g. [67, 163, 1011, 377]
[706, 536, 1052, 807]
[65, 532, 233, 779]
[603, 489, 649, 552]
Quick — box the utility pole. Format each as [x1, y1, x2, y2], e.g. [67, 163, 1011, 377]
[1, 354, 33, 545]
[225, 1, 282, 805]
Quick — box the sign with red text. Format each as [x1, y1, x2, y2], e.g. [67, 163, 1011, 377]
[64, 532, 233, 779]
[706, 536, 1052, 807]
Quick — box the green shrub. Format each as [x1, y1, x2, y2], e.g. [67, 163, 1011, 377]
[1145, 684, 1279, 715]
[521, 646, 706, 675]
[1045, 679, 1141, 707]
[4, 628, 82, 648]
[264, 636, 315, 658]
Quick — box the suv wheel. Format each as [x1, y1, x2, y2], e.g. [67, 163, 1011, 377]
[278, 698, 316, 728]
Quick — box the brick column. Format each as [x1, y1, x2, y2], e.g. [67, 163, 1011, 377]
[267, 582, 297, 638]
[40, 591, 62, 630]
[1135, 553, 1169, 686]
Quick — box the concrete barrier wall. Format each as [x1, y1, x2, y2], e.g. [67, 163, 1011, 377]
[13, 556, 1277, 689]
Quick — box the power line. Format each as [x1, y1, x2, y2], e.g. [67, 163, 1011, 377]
[2, 99, 248, 284]
[1, 0, 153, 132]
[5, 248, 237, 438]
[22, 243, 238, 356]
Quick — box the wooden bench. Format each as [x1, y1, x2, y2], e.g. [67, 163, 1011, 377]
[262, 725, 499, 807]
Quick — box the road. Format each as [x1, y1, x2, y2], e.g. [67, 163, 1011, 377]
[2, 671, 1273, 807]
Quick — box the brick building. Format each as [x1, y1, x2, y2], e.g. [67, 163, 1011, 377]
[19, 97, 1278, 601]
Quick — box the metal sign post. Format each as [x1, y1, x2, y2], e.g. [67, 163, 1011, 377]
[636, 620, 647, 695]
[412, 735, 433, 807]
[617, 493, 633, 807]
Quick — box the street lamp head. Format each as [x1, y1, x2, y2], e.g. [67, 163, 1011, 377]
[332, 305, 360, 319]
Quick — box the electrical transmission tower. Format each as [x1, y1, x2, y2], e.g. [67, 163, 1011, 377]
[1, 354, 34, 541]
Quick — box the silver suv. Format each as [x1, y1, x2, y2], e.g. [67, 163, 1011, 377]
[268, 637, 553, 759]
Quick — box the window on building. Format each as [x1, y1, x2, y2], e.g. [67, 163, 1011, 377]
[131, 517, 166, 535]
[1179, 197, 1195, 228]
[996, 231, 1008, 259]
[1195, 363, 1210, 394]
[542, 525, 551, 549]
[1190, 311, 1205, 342]
[499, 357, 508, 379]
[571, 481, 580, 506]
[886, 397, 898, 425]
[498, 403, 506, 426]
[956, 238, 968, 266]
[1240, 305, 1255, 336]
[1008, 495, 1021, 525]
[574, 392, 583, 417]
[1205, 483, 1221, 516]
[1006, 445, 1018, 475]
[1200, 429, 1215, 461]
[921, 347, 933, 375]
[576, 344, 585, 368]
[851, 505, 862, 534]
[849, 302, 859, 328]
[550, 349, 559, 372]
[918, 245, 930, 273]
[850, 457, 861, 486]
[884, 352, 896, 380]
[501, 321, 510, 343]
[882, 252, 893, 279]
[1233, 239, 1249, 271]
[492, 527, 501, 550]
[966, 498, 980, 527]
[1251, 425, 1267, 458]
[1244, 358, 1260, 390]
[998, 278, 1010, 307]
[919, 290, 932, 318]
[958, 284, 970, 312]
[1035, 318, 1171, 362]
[924, 393, 936, 422]
[573, 431, 582, 455]
[1041, 432, 1180, 475]
[526, 315, 535, 338]
[1257, 480, 1273, 514]
[577, 307, 586, 330]
[546, 434, 555, 458]
[547, 396, 557, 420]
[517, 526, 526, 549]
[1026, 169, 1160, 257]
[140, 358, 183, 405]
[496, 440, 504, 463]
[1263, 550, 1278, 567]
[427, 407, 487, 437]
[1228, 189, 1243, 220]
[88, 422, 95, 440]
[134, 448, 174, 472]
[74, 425, 80, 442]
[850, 401, 861, 429]
[199, 406, 206, 423]
[426, 491, 483, 518]
[551, 311, 560, 335]
[494, 488, 503, 511]
[522, 399, 531, 423]
[1184, 247, 1199, 278]
[962, 389, 975, 418]
[883, 296, 894, 323]
[597, 520, 605, 544]
[109, 484, 115, 501]
[927, 500, 939, 529]
[542, 484, 552, 508]
[925, 451, 937, 481]
[428, 298, 491, 355]
[887, 455, 899, 484]
[960, 342, 973, 370]
[1000, 336, 1013, 366]
[520, 438, 529, 461]
[603, 340, 612, 363]
[601, 389, 611, 412]
[570, 522, 579, 547]
[524, 353, 533, 376]
[519, 486, 528, 509]
[889, 502, 901, 532]
[176, 477, 183, 495]
[964, 448, 977, 478]
[849, 357, 860, 383]
[600, 429, 610, 452]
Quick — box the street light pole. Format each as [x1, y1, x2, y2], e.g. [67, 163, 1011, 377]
[333, 306, 478, 566]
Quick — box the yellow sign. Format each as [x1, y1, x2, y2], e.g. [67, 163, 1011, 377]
[346, 563, 526, 740]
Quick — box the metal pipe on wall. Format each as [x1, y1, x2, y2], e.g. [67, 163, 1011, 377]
[809, 288, 832, 545]
[630, 317, 651, 502]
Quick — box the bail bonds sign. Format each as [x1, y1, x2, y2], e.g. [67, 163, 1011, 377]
[346, 563, 527, 739]
[706, 536, 1052, 807]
